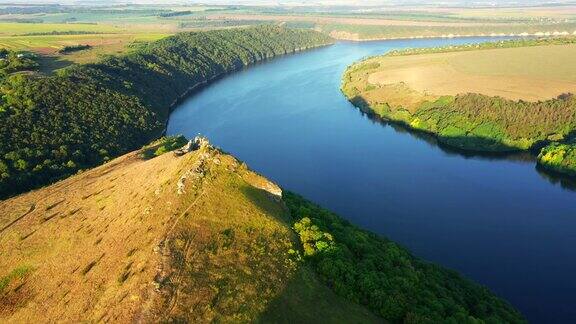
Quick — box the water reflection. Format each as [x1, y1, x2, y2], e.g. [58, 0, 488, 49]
[358, 108, 536, 162]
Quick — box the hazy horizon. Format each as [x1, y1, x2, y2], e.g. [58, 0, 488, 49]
[1, 0, 575, 7]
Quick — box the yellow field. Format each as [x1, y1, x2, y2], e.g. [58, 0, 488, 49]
[366, 44, 576, 101]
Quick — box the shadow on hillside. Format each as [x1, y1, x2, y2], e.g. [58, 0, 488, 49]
[350, 95, 535, 162]
[256, 266, 383, 324]
[348, 96, 576, 194]
[240, 184, 292, 224]
[37, 55, 75, 75]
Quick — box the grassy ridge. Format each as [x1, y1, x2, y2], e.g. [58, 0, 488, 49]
[0, 138, 379, 322]
[342, 38, 576, 175]
[284, 192, 525, 323]
[0, 135, 524, 321]
[0, 25, 333, 198]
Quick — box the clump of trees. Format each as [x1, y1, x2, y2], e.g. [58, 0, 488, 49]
[158, 10, 192, 18]
[0, 49, 39, 80]
[538, 142, 576, 176]
[293, 217, 335, 256]
[285, 192, 526, 323]
[58, 44, 92, 54]
[0, 26, 333, 198]
[22, 31, 105, 36]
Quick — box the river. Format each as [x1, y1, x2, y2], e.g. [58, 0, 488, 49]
[167, 37, 576, 323]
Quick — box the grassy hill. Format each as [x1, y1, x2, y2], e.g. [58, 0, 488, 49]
[0, 137, 380, 322]
[342, 38, 576, 177]
[0, 136, 524, 322]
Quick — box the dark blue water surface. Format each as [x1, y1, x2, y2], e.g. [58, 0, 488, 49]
[167, 38, 576, 323]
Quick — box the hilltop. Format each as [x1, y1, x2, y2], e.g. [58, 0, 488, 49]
[0, 137, 381, 322]
[0, 136, 524, 322]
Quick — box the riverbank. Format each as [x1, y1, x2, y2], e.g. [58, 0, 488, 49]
[341, 37, 576, 176]
[0, 26, 334, 198]
[0, 134, 525, 322]
[162, 42, 332, 136]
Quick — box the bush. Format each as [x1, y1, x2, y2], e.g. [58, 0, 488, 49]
[538, 143, 576, 176]
[58, 44, 92, 54]
[141, 135, 188, 159]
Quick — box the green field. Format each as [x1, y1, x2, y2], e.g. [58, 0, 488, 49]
[0, 32, 167, 51]
[0, 22, 124, 35]
[0, 22, 171, 73]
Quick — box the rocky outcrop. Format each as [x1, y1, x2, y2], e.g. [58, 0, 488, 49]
[173, 136, 210, 156]
[175, 136, 212, 195]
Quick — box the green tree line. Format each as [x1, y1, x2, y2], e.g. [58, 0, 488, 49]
[386, 37, 576, 57]
[284, 192, 526, 323]
[0, 26, 333, 198]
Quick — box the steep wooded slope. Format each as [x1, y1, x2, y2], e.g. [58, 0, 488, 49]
[0, 26, 333, 198]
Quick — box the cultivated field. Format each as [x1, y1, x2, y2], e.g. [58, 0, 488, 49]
[0, 23, 170, 72]
[342, 38, 576, 153]
[366, 43, 576, 101]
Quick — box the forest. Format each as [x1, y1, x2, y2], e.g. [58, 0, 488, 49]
[284, 192, 526, 323]
[410, 93, 576, 152]
[343, 77, 576, 152]
[0, 26, 333, 198]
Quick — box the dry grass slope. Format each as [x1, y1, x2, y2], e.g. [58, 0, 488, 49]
[0, 140, 379, 322]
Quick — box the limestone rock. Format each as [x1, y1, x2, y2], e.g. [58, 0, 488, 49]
[173, 136, 210, 156]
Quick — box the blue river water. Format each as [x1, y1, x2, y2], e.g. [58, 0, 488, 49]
[167, 38, 576, 323]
